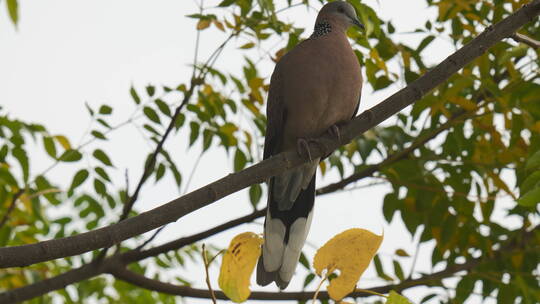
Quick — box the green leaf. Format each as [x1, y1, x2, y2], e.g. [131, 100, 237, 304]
[146, 85, 156, 97]
[373, 254, 393, 281]
[303, 273, 315, 288]
[521, 171, 540, 194]
[249, 184, 262, 207]
[218, 0, 236, 7]
[12, 147, 29, 182]
[0, 226, 12, 247]
[419, 293, 437, 303]
[517, 187, 540, 207]
[85, 102, 94, 116]
[58, 149, 82, 162]
[417, 35, 435, 53]
[143, 106, 161, 124]
[174, 113, 186, 130]
[94, 167, 111, 182]
[93, 149, 113, 167]
[91, 130, 107, 140]
[6, 0, 18, 26]
[93, 178, 106, 195]
[386, 291, 412, 304]
[98, 105, 113, 115]
[526, 150, 540, 171]
[455, 276, 474, 302]
[299, 252, 310, 270]
[69, 169, 89, 192]
[202, 129, 213, 151]
[130, 86, 141, 104]
[233, 149, 247, 172]
[392, 260, 405, 281]
[383, 192, 398, 223]
[155, 99, 171, 116]
[43, 136, 57, 158]
[155, 163, 166, 182]
[189, 122, 200, 146]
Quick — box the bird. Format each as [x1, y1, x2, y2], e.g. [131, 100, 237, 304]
[257, 1, 364, 290]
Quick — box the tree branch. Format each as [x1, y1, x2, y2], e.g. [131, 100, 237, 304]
[101, 228, 540, 301]
[108, 257, 477, 301]
[317, 108, 473, 195]
[0, 189, 24, 229]
[0, 0, 538, 270]
[0, 209, 264, 303]
[510, 32, 540, 49]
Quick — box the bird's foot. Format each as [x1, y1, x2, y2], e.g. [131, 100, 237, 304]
[297, 138, 328, 161]
[297, 138, 313, 161]
[327, 124, 341, 142]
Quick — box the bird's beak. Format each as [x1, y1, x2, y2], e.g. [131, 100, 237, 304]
[351, 17, 365, 31]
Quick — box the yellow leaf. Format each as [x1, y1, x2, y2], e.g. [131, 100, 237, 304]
[239, 42, 255, 49]
[313, 228, 383, 301]
[319, 161, 327, 176]
[197, 19, 211, 30]
[394, 249, 410, 257]
[272, 48, 286, 63]
[218, 232, 263, 303]
[54, 135, 72, 150]
[386, 290, 412, 304]
[213, 20, 225, 31]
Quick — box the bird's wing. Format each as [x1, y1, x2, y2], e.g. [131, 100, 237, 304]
[263, 68, 286, 160]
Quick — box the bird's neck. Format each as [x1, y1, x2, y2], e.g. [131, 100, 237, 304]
[309, 20, 332, 39]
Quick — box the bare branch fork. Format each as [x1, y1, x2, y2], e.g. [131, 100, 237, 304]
[0, 0, 538, 271]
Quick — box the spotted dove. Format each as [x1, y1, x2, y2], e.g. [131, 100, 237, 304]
[257, 1, 364, 289]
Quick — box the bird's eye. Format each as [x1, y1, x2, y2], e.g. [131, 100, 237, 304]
[337, 7, 344, 13]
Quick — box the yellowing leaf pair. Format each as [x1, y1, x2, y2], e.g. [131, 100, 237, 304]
[218, 232, 263, 303]
[218, 228, 382, 303]
[314, 228, 383, 301]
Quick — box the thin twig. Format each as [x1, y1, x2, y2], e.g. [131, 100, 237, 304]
[406, 226, 423, 280]
[312, 275, 327, 303]
[202, 244, 217, 304]
[354, 288, 387, 298]
[0, 189, 24, 229]
[510, 33, 540, 49]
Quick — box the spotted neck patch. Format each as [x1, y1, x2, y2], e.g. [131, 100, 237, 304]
[309, 20, 332, 39]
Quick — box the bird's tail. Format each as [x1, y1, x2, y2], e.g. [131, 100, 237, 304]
[256, 168, 316, 289]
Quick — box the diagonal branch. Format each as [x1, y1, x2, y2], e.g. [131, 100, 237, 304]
[316, 108, 473, 195]
[0, 189, 24, 229]
[0, 210, 264, 303]
[0, 0, 538, 270]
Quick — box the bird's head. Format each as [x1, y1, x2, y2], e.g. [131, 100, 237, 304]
[316, 1, 364, 32]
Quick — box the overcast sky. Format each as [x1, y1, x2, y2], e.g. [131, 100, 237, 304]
[0, 1, 511, 303]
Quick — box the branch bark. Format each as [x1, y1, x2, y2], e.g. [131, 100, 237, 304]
[0, 0, 538, 271]
[108, 254, 479, 301]
[100, 229, 540, 301]
[317, 108, 473, 195]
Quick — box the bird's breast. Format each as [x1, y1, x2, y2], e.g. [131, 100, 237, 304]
[279, 37, 361, 148]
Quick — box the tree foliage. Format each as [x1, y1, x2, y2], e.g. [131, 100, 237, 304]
[1, 0, 539, 303]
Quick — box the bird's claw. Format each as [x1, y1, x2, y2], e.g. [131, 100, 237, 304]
[328, 124, 341, 142]
[297, 138, 313, 161]
[297, 138, 328, 161]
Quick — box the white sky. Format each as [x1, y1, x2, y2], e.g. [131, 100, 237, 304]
[0, 1, 514, 303]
